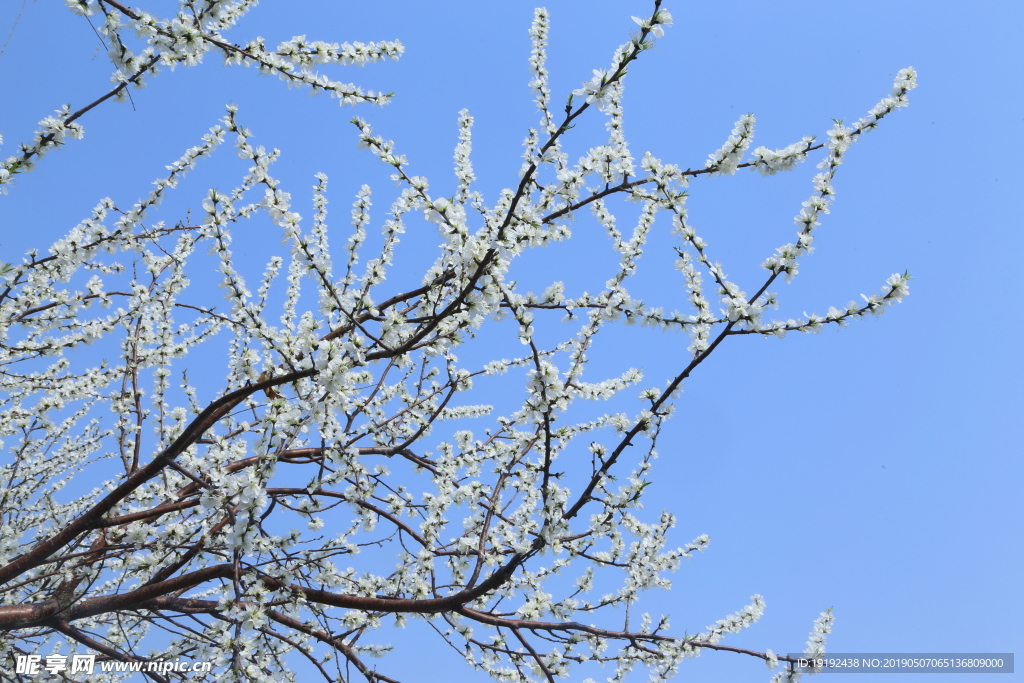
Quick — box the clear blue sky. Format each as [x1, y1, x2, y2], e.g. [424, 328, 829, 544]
[1, 1, 1020, 681]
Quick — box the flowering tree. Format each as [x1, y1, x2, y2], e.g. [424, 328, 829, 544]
[0, 1, 917, 681]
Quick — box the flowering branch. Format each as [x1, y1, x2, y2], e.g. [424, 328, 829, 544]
[0, 2, 918, 680]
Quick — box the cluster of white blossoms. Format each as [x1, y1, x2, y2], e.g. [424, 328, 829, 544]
[1, 0, 402, 195]
[766, 608, 836, 682]
[0, 2, 918, 681]
[706, 113, 756, 175]
[752, 136, 816, 176]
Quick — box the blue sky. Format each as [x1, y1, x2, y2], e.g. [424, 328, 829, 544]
[1, 1, 1021, 681]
